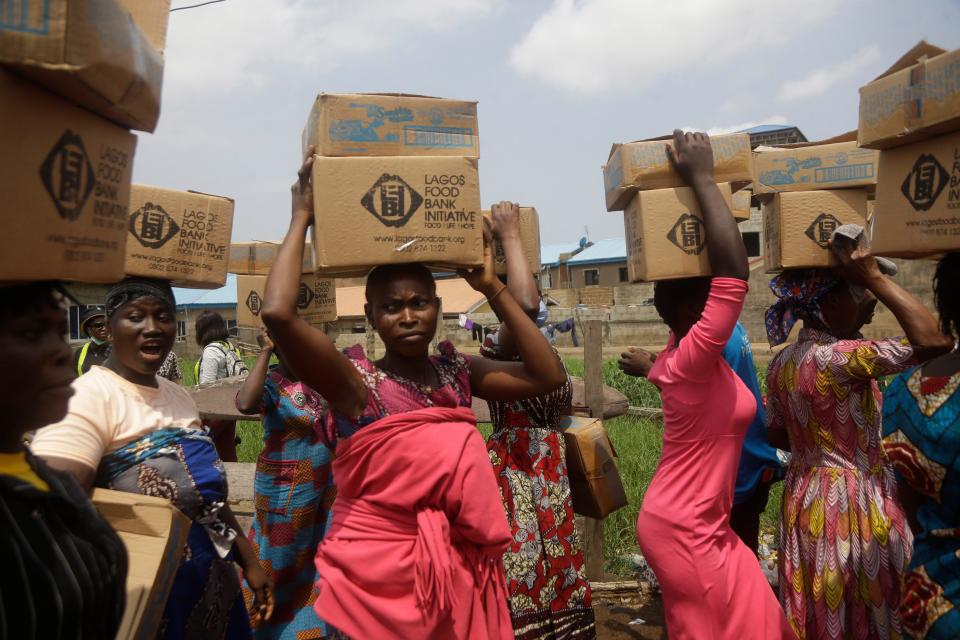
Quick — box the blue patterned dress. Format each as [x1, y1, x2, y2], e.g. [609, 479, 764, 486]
[883, 367, 960, 639]
[243, 367, 336, 639]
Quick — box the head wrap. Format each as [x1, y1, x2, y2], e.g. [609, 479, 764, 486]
[105, 277, 176, 318]
[764, 269, 841, 347]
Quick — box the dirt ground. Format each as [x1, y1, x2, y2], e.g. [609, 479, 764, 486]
[594, 595, 667, 639]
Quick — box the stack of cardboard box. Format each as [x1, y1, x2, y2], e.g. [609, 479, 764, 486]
[227, 239, 337, 330]
[0, 0, 170, 283]
[301, 94, 484, 277]
[754, 130, 878, 271]
[601, 133, 753, 281]
[860, 42, 960, 258]
[482, 207, 543, 276]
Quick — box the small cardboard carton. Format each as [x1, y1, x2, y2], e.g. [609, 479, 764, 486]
[125, 186, 235, 288]
[482, 207, 542, 275]
[732, 189, 752, 222]
[560, 416, 628, 519]
[871, 130, 960, 257]
[858, 42, 960, 149]
[0, 69, 137, 283]
[753, 133, 879, 194]
[236, 274, 336, 328]
[603, 133, 752, 211]
[91, 488, 190, 640]
[311, 155, 483, 276]
[302, 93, 479, 158]
[622, 183, 735, 282]
[0, 0, 166, 132]
[116, 0, 171, 53]
[763, 189, 868, 272]
[228, 240, 315, 275]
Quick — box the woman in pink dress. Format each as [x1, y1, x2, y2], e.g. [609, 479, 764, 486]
[635, 130, 793, 639]
[260, 150, 568, 639]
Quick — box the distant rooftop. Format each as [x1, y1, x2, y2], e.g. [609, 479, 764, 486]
[739, 123, 807, 148]
[173, 274, 238, 308]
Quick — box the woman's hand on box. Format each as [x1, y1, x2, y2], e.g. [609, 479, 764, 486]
[291, 145, 315, 227]
[665, 130, 714, 187]
[459, 218, 502, 297]
[490, 200, 521, 241]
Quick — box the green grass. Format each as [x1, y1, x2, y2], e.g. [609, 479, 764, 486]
[182, 355, 783, 575]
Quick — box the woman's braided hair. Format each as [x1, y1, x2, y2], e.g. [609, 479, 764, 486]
[934, 253, 960, 339]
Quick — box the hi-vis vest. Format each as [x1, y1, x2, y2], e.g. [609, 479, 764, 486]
[194, 341, 242, 383]
[76, 341, 95, 376]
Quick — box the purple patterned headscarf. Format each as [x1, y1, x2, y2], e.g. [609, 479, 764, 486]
[764, 270, 842, 347]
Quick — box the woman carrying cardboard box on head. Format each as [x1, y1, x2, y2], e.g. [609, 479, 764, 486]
[0, 282, 128, 640]
[260, 149, 567, 640]
[481, 201, 596, 639]
[31, 277, 274, 640]
[765, 235, 952, 640]
[633, 131, 793, 639]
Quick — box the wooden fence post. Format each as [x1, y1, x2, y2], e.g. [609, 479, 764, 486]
[582, 319, 605, 581]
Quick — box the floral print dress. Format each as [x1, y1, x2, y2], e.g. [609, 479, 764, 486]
[766, 328, 915, 640]
[481, 334, 595, 640]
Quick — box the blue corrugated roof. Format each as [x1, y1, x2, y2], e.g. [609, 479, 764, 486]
[540, 243, 579, 266]
[738, 123, 795, 134]
[566, 237, 626, 265]
[172, 274, 238, 308]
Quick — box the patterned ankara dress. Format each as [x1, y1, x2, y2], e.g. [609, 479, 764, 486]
[766, 328, 915, 640]
[481, 334, 595, 640]
[883, 368, 960, 639]
[243, 367, 336, 639]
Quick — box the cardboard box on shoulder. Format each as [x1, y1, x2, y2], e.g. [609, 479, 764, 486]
[560, 416, 628, 519]
[871, 130, 960, 257]
[482, 207, 542, 275]
[0, 0, 166, 132]
[91, 488, 190, 640]
[228, 240, 315, 275]
[623, 183, 734, 282]
[753, 133, 879, 193]
[125, 186, 235, 288]
[0, 69, 136, 283]
[311, 155, 483, 276]
[236, 274, 336, 328]
[303, 93, 479, 158]
[763, 189, 868, 271]
[859, 42, 960, 149]
[603, 133, 751, 211]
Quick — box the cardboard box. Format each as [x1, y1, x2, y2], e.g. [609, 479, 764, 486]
[0, 0, 165, 132]
[91, 488, 190, 640]
[236, 274, 336, 328]
[622, 183, 735, 282]
[871, 130, 960, 257]
[859, 42, 960, 149]
[0, 69, 136, 283]
[603, 133, 752, 211]
[311, 156, 483, 276]
[228, 240, 315, 275]
[753, 134, 879, 194]
[732, 189, 752, 222]
[125, 186, 235, 288]
[763, 189, 868, 271]
[116, 0, 171, 53]
[482, 207, 542, 275]
[302, 93, 479, 158]
[560, 416, 628, 519]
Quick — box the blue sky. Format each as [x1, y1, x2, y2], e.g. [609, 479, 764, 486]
[135, 0, 960, 248]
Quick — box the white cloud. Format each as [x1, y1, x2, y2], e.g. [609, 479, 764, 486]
[679, 115, 790, 136]
[163, 0, 501, 97]
[777, 45, 882, 101]
[509, 0, 841, 94]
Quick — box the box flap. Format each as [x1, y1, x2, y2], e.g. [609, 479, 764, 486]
[756, 130, 857, 151]
[871, 40, 947, 81]
[318, 92, 477, 104]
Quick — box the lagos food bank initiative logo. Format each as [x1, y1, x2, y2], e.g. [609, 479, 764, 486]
[667, 213, 705, 255]
[805, 213, 842, 248]
[40, 130, 96, 221]
[361, 174, 423, 227]
[245, 291, 263, 316]
[297, 282, 315, 309]
[129, 203, 180, 249]
[902, 154, 949, 211]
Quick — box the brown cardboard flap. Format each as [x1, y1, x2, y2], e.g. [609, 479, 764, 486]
[773, 130, 858, 149]
[871, 40, 947, 81]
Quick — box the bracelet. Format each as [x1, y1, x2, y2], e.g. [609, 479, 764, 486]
[487, 284, 507, 303]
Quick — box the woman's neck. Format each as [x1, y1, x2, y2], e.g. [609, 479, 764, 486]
[104, 354, 159, 388]
[376, 350, 436, 386]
